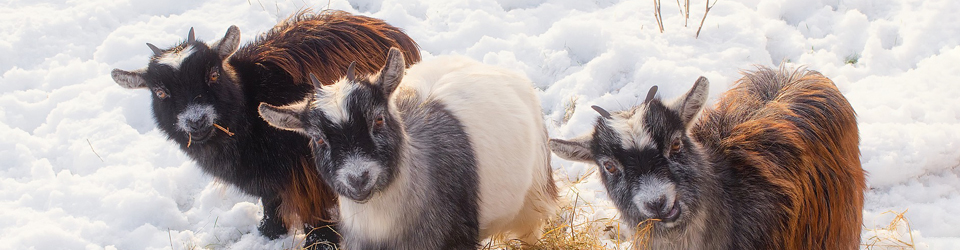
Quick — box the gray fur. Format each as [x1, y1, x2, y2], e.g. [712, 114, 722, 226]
[111, 68, 147, 89]
[341, 90, 480, 250]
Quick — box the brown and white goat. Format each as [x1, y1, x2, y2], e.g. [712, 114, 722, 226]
[110, 10, 421, 248]
[550, 67, 865, 249]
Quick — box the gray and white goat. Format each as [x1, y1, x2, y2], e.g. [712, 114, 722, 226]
[550, 68, 864, 249]
[258, 48, 558, 249]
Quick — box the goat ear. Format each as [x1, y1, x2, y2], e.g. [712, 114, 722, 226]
[309, 73, 323, 90]
[673, 76, 709, 127]
[377, 47, 405, 95]
[549, 134, 595, 163]
[259, 102, 306, 134]
[112, 68, 148, 89]
[212, 25, 241, 59]
[643, 85, 658, 104]
[346, 61, 357, 82]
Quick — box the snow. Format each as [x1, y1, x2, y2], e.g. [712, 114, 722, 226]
[2, 0, 958, 249]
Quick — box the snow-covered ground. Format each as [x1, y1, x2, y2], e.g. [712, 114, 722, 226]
[2, 0, 958, 249]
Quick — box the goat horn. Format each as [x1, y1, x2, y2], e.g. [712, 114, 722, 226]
[591, 105, 612, 119]
[310, 73, 323, 89]
[187, 27, 195, 44]
[643, 85, 658, 104]
[346, 61, 357, 82]
[146, 43, 163, 56]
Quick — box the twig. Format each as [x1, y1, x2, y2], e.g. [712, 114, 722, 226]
[213, 124, 236, 136]
[653, 0, 665, 33]
[567, 193, 580, 243]
[684, 0, 691, 27]
[87, 139, 104, 162]
[695, 0, 718, 38]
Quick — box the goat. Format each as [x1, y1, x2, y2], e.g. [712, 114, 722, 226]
[110, 10, 421, 248]
[549, 67, 865, 249]
[258, 48, 558, 250]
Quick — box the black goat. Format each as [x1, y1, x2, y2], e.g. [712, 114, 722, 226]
[110, 10, 421, 248]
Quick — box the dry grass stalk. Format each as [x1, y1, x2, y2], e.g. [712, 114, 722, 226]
[862, 209, 917, 250]
[483, 165, 635, 250]
[214, 123, 236, 136]
[695, 0, 717, 38]
[87, 139, 104, 162]
[562, 96, 580, 124]
[653, 0, 665, 33]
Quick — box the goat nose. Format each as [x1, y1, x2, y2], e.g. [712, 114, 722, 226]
[645, 197, 667, 217]
[348, 171, 370, 189]
[187, 116, 209, 131]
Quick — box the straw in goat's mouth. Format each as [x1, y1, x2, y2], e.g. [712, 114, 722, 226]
[186, 124, 234, 148]
[213, 123, 235, 136]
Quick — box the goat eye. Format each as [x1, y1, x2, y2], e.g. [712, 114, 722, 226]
[373, 115, 385, 130]
[670, 139, 682, 153]
[154, 88, 168, 99]
[602, 160, 618, 174]
[208, 68, 220, 83]
[315, 137, 326, 147]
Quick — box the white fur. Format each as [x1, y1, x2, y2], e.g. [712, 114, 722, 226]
[314, 80, 359, 124]
[338, 154, 416, 242]
[607, 106, 656, 150]
[335, 154, 383, 193]
[157, 45, 195, 70]
[176, 104, 217, 132]
[339, 55, 557, 243]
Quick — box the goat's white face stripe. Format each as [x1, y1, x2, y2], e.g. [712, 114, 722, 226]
[176, 104, 217, 132]
[608, 106, 655, 150]
[315, 79, 359, 124]
[157, 45, 195, 70]
[336, 153, 382, 192]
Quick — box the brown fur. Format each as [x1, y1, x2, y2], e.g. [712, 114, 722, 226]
[232, 9, 421, 87]
[279, 156, 339, 227]
[693, 67, 865, 249]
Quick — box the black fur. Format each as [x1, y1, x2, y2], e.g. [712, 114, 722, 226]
[123, 36, 338, 247]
